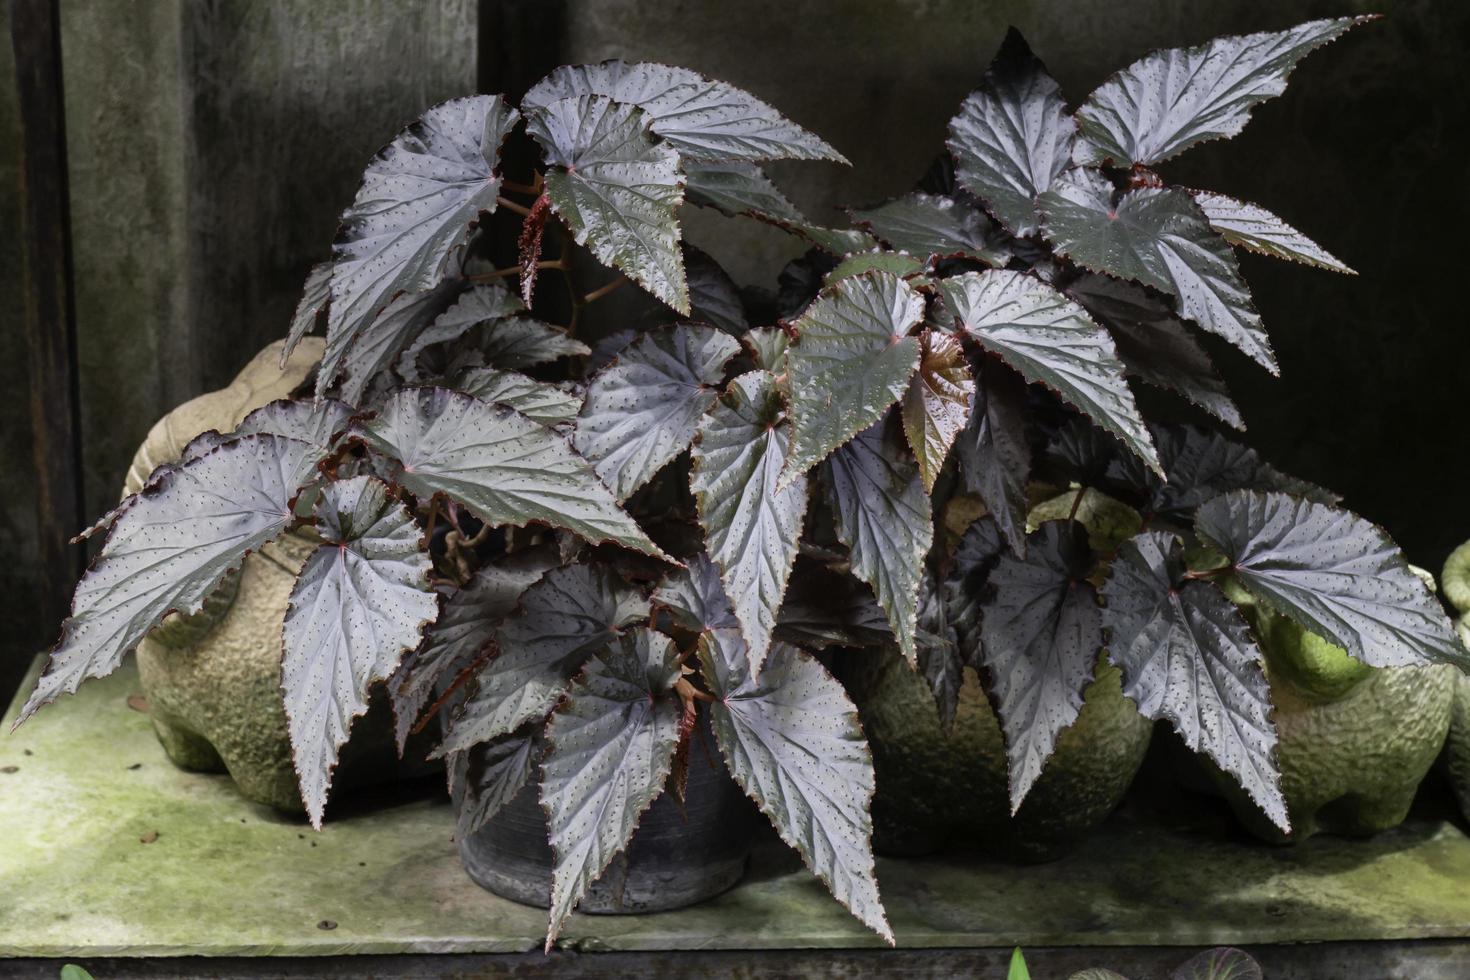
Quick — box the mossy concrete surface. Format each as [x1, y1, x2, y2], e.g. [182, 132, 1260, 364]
[3, 658, 1470, 957]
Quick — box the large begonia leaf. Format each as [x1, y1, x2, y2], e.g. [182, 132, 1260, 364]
[685, 246, 749, 334]
[18, 435, 325, 724]
[946, 28, 1076, 236]
[451, 725, 543, 837]
[824, 419, 932, 666]
[452, 367, 584, 427]
[955, 359, 1031, 554]
[523, 61, 844, 163]
[1192, 191, 1354, 274]
[978, 520, 1101, 811]
[280, 476, 438, 826]
[784, 272, 924, 484]
[1101, 529, 1285, 831]
[690, 372, 808, 675]
[942, 515, 1007, 662]
[1039, 170, 1276, 373]
[355, 387, 662, 558]
[1195, 491, 1467, 669]
[901, 331, 974, 493]
[542, 628, 682, 950]
[439, 562, 650, 753]
[575, 325, 742, 501]
[848, 192, 1011, 266]
[698, 628, 891, 943]
[652, 552, 737, 633]
[1066, 274, 1242, 429]
[324, 96, 518, 389]
[283, 262, 332, 364]
[390, 546, 560, 750]
[526, 95, 688, 313]
[941, 269, 1158, 474]
[682, 161, 873, 256]
[1074, 17, 1367, 166]
[324, 273, 467, 404]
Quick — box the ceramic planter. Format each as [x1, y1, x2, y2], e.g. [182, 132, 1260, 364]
[1440, 541, 1470, 822]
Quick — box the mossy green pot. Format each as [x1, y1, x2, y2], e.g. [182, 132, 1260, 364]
[1439, 541, 1470, 822]
[843, 647, 1151, 862]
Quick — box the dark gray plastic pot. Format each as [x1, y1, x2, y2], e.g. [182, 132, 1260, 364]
[458, 729, 757, 913]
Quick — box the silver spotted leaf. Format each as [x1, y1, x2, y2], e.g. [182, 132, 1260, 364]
[452, 367, 584, 427]
[396, 279, 525, 382]
[784, 271, 924, 484]
[355, 387, 663, 558]
[399, 282, 588, 380]
[1040, 171, 1275, 373]
[699, 628, 891, 943]
[941, 269, 1159, 474]
[824, 252, 929, 288]
[390, 546, 560, 751]
[1171, 947, 1263, 980]
[683, 161, 871, 255]
[690, 371, 809, 675]
[1194, 491, 1467, 669]
[235, 399, 353, 454]
[1101, 529, 1285, 831]
[848, 192, 1012, 266]
[282, 475, 438, 827]
[451, 724, 543, 837]
[685, 246, 748, 334]
[1192, 191, 1353, 274]
[978, 520, 1102, 811]
[1066, 274, 1242, 429]
[946, 28, 1076, 236]
[324, 96, 518, 390]
[575, 325, 742, 501]
[542, 628, 682, 949]
[955, 359, 1031, 554]
[901, 331, 974, 493]
[527, 95, 688, 313]
[439, 561, 650, 753]
[1075, 17, 1368, 166]
[823, 418, 932, 667]
[652, 552, 737, 633]
[19, 435, 326, 724]
[324, 272, 467, 404]
[523, 60, 844, 164]
[282, 262, 332, 365]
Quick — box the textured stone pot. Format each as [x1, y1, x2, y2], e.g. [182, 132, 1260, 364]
[1440, 541, 1470, 822]
[126, 339, 432, 813]
[843, 646, 1152, 862]
[459, 725, 757, 912]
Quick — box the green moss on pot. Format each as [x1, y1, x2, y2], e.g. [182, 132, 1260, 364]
[1439, 541, 1470, 822]
[844, 646, 1151, 862]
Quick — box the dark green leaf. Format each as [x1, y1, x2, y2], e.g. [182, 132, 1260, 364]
[947, 28, 1076, 236]
[1075, 17, 1368, 166]
[452, 367, 584, 427]
[784, 272, 924, 483]
[956, 359, 1031, 554]
[19, 435, 325, 723]
[1066, 274, 1242, 430]
[943, 515, 1007, 662]
[682, 160, 805, 222]
[527, 95, 688, 313]
[941, 269, 1158, 473]
[283, 262, 332, 364]
[1171, 947, 1263, 980]
[356, 387, 663, 558]
[685, 246, 749, 334]
[324, 96, 518, 389]
[979, 520, 1102, 810]
[699, 628, 891, 943]
[1039, 170, 1275, 373]
[916, 567, 964, 733]
[1101, 529, 1285, 831]
[440, 562, 650, 753]
[690, 372, 809, 674]
[1133, 424, 1338, 521]
[653, 552, 737, 632]
[451, 726, 543, 837]
[523, 61, 844, 163]
[849, 192, 1012, 266]
[901, 332, 974, 493]
[743, 327, 790, 374]
[1192, 191, 1354, 274]
[282, 476, 438, 826]
[542, 628, 682, 949]
[824, 419, 932, 666]
[825, 251, 929, 286]
[575, 325, 742, 501]
[1194, 491, 1468, 669]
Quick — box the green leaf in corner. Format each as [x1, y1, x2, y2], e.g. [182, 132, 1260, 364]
[1171, 946, 1263, 980]
[979, 520, 1102, 811]
[59, 968, 96, 980]
[946, 28, 1076, 237]
[355, 387, 664, 558]
[901, 331, 974, 493]
[282, 476, 439, 827]
[452, 367, 584, 428]
[1101, 529, 1286, 832]
[699, 628, 892, 944]
[823, 418, 932, 667]
[527, 95, 688, 313]
[848, 191, 1012, 266]
[784, 271, 924, 485]
[1008, 947, 1032, 980]
[1194, 491, 1468, 670]
[1039, 170, 1276, 374]
[574, 325, 742, 501]
[1074, 17, 1369, 167]
[523, 61, 845, 164]
[940, 269, 1159, 475]
[691, 372, 809, 676]
[1191, 191, 1354, 274]
[542, 628, 683, 950]
[324, 95, 519, 391]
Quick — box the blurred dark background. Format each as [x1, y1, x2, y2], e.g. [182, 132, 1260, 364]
[5, 0, 1467, 705]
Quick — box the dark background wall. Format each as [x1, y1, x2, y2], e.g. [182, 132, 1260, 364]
[7, 0, 1468, 702]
